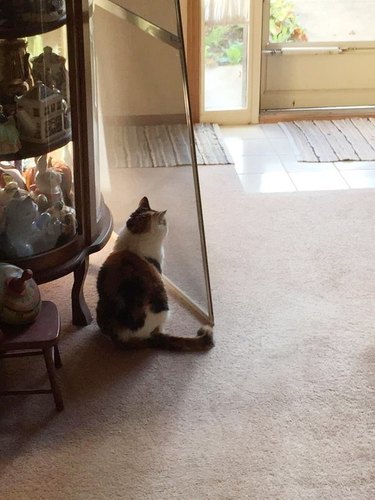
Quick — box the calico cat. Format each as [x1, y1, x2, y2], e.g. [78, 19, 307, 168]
[96, 196, 214, 351]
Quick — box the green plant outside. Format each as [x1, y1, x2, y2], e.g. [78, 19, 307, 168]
[205, 25, 244, 66]
[204, 0, 307, 67]
[269, 0, 307, 42]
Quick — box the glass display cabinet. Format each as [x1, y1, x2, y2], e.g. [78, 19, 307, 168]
[0, 1, 113, 325]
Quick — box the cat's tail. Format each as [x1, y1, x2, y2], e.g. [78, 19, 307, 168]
[149, 325, 214, 351]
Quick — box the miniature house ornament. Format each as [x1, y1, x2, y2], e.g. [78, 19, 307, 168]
[16, 81, 69, 144]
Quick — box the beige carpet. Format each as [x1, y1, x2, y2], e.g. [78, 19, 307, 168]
[1, 167, 375, 499]
[280, 118, 375, 162]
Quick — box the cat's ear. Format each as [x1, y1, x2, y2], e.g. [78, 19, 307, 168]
[158, 210, 167, 224]
[138, 196, 150, 210]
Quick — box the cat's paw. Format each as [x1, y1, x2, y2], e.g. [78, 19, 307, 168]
[197, 325, 214, 350]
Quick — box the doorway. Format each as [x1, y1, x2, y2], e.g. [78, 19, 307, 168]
[193, 0, 375, 124]
[199, 0, 262, 124]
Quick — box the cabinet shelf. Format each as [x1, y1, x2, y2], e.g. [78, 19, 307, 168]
[0, 16, 67, 39]
[0, 132, 72, 162]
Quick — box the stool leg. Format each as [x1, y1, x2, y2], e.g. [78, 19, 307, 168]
[43, 347, 64, 411]
[54, 345, 62, 369]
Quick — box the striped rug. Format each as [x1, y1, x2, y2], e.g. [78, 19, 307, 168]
[280, 118, 375, 162]
[111, 123, 233, 168]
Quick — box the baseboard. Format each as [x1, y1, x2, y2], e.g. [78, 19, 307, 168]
[103, 114, 187, 126]
[260, 107, 375, 123]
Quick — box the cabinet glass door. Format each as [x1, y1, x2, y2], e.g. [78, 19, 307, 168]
[0, 2, 77, 259]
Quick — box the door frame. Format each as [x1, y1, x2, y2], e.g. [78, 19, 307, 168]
[186, 0, 263, 124]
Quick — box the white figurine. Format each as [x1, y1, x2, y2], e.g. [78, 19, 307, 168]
[0, 105, 21, 154]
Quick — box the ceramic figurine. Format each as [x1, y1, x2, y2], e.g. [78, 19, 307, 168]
[34, 210, 61, 248]
[0, 39, 32, 86]
[47, 200, 77, 240]
[0, 105, 21, 154]
[23, 155, 64, 208]
[0, 163, 27, 189]
[0, 172, 47, 212]
[34, 155, 64, 207]
[30, 192, 50, 213]
[2, 195, 62, 258]
[31, 46, 68, 99]
[23, 155, 73, 206]
[0, 38, 33, 115]
[0, 264, 41, 325]
[3, 195, 41, 257]
[46, 156, 73, 205]
[0, 181, 28, 208]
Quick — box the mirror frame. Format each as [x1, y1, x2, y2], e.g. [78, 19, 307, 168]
[94, 0, 214, 325]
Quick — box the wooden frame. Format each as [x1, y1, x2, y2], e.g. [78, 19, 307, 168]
[185, 0, 263, 124]
[186, 0, 201, 123]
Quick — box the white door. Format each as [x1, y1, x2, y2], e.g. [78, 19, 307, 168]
[261, 0, 375, 110]
[200, 0, 262, 124]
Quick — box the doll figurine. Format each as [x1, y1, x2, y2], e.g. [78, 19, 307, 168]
[46, 200, 76, 240]
[34, 155, 64, 206]
[0, 162, 27, 189]
[23, 155, 64, 208]
[2, 195, 40, 257]
[23, 155, 73, 207]
[0, 181, 28, 207]
[31, 46, 68, 99]
[0, 105, 21, 154]
[2, 195, 62, 258]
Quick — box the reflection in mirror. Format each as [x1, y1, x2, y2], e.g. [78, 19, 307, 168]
[107, 0, 179, 35]
[93, 1, 212, 319]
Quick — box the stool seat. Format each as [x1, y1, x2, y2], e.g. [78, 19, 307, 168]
[0, 300, 63, 411]
[0, 301, 60, 349]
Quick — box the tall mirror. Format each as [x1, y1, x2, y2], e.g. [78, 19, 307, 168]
[92, 0, 213, 324]
[111, 0, 179, 35]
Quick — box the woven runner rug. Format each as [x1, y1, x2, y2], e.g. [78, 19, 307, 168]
[111, 123, 233, 168]
[280, 118, 375, 162]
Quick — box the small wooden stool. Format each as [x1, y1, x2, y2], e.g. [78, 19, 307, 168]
[0, 301, 63, 411]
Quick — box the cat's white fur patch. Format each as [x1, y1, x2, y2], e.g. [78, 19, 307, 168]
[113, 217, 168, 342]
[114, 226, 167, 266]
[116, 309, 169, 341]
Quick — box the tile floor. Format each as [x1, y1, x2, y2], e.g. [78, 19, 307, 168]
[220, 123, 375, 193]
